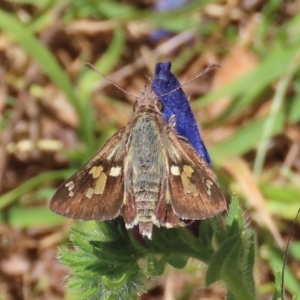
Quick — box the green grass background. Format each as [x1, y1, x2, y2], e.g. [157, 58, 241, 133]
[0, 0, 300, 299]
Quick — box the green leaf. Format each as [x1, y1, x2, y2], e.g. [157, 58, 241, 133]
[226, 194, 243, 228]
[206, 234, 242, 285]
[166, 254, 188, 269]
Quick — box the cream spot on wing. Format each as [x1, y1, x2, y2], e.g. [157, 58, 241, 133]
[65, 181, 75, 196]
[85, 187, 94, 199]
[109, 166, 122, 177]
[170, 165, 180, 176]
[94, 172, 107, 194]
[183, 165, 194, 178]
[89, 165, 103, 179]
[181, 172, 198, 197]
[65, 181, 74, 188]
[205, 179, 213, 196]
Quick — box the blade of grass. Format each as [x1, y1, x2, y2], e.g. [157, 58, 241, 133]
[254, 50, 300, 176]
[209, 113, 284, 163]
[0, 170, 73, 210]
[77, 27, 125, 155]
[0, 10, 94, 150]
[8, 206, 64, 227]
[194, 42, 300, 113]
[11, 0, 53, 7]
[267, 245, 300, 296]
[78, 28, 125, 99]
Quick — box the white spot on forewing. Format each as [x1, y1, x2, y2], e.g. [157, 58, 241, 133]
[205, 179, 213, 196]
[109, 166, 122, 177]
[65, 181, 74, 188]
[65, 181, 75, 197]
[170, 165, 180, 176]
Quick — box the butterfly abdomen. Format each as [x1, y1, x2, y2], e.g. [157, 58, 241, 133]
[133, 176, 160, 238]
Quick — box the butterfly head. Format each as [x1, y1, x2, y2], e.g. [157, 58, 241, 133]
[133, 91, 163, 114]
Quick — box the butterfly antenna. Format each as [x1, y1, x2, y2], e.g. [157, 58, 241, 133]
[281, 207, 300, 299]
[142, 75, 153, 93]
[85, 63, 138, 100]
[145, 75, 153, 84]
[158, 64, 220, 98]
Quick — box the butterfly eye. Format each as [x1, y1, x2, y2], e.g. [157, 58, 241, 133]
[156, 100, 164, 112]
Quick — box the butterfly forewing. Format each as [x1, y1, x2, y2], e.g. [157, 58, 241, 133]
[165, 129, 226, 220]
[50, 129, 126, 220]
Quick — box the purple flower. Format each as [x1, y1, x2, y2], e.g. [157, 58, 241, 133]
[152, 62, 212, 167]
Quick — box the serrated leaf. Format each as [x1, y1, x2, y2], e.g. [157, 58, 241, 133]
[102, 273, 128, 290]
[206, 234, 241, 285]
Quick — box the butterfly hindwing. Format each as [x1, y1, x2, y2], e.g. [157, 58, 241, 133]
[50, 129, 127, 220]
[152, 158, 187, 228]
